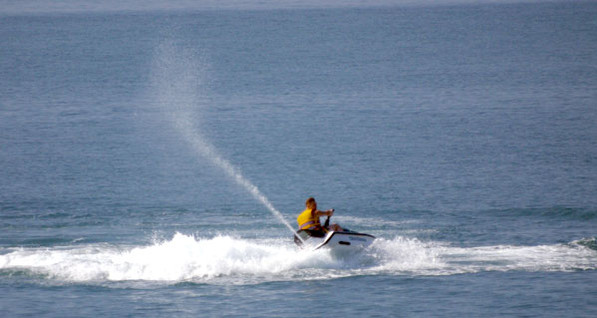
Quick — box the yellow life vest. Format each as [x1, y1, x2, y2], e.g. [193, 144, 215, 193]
[297, 208, 321, 230]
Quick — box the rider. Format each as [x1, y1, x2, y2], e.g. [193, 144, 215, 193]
[297, 197, 342, 236]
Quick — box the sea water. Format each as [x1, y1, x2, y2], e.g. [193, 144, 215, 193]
[1, 1, 596, 317]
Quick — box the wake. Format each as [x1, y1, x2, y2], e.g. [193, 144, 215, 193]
[1, 233, 595, 285]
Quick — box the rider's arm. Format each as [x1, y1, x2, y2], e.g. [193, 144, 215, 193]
[314, 209, 334, 218]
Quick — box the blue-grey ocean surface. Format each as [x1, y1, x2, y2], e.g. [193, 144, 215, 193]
[1, 0, 596, 316]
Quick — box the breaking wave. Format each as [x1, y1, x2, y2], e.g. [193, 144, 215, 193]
[1, 233, 595, 285]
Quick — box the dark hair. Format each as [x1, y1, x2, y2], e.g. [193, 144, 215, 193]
[305, 197, 316, 208]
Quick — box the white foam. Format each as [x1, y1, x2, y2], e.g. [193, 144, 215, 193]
[439, 243, 597, 273]
[366, 237, 446, 275]
[368, 237, 597, 275]
[0, 233, 332, 284]
[1, 234, 595, 284]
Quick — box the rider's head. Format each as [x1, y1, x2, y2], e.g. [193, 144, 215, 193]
[306, 197, 317, 210]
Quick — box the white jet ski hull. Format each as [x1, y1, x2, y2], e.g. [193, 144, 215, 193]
[294, 230, 375, 251]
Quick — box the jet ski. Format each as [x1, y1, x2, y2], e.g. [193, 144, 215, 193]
[293, 216, 375, 250]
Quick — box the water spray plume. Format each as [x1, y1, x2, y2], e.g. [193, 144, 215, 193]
[174, 115, 301, 239]
[151, 43, 302, 241]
